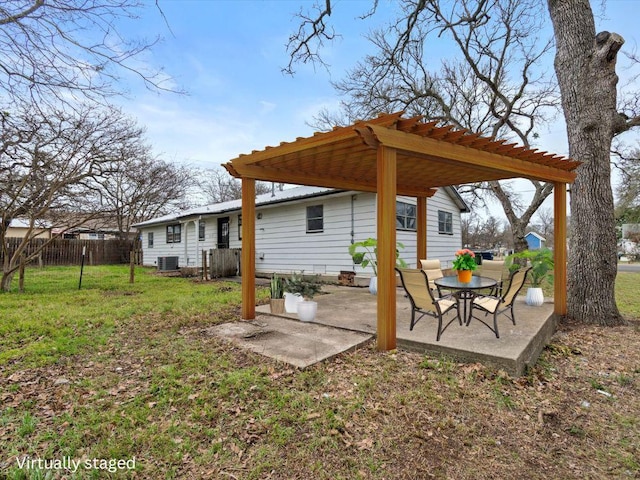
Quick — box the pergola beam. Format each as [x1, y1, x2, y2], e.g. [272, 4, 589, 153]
[376, 145, 397, 351]
[227, 164, 437, 198]
[365, 124, 577, 184]
[554, 183, 568, 316]
[241, 178, 256, 320]
[417, 196, 427, 267]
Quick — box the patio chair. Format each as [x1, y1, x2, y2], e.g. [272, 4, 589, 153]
[396, 267, 459, 341]
[469, 267, 532, 338]
[419, 259, 446, 296]
[480, 259, 506, 296]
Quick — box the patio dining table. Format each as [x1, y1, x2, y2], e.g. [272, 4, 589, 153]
[434, 275, 497, 326]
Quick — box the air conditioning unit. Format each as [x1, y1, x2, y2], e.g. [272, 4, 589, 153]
[157, 256, 179, 271]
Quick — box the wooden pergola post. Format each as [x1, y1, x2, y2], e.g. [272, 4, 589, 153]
[376, 145, 397, 350]
[416, 196, 427, 267]
[241, 178, 256, 320]
[554, 182, 568, 316]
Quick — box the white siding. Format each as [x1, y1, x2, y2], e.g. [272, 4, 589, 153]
[254, 192, 368, 274]
[426, 189, 464, 269]
[137, 188, 465, 274]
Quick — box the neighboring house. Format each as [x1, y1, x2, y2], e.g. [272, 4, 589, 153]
[53, 214, 132, 240]
[133, 186, 470, 276]
[525, 232, 546, 250]
[620, 223, 640, 257]
[5, 219, 52, 239]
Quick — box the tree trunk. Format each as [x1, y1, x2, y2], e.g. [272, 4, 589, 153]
[1, 271, 15, 292]
[548, 0, 624, 325]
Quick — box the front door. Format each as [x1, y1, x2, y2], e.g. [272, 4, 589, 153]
[217, 217, 230, 249]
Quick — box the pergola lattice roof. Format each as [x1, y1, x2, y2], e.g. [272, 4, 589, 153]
[224, 112, 579, 196]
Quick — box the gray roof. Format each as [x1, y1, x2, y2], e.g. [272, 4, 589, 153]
[133, 185, 470, 228]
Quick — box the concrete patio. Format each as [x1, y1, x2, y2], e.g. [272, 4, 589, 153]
[213, 283, 556, 376]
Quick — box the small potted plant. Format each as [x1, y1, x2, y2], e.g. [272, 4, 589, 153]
[283, 271, 322, 321]
[508, 248, 554, 306]
[348, 238, 407, 294]
[283, 271, 322, 318]
[269, 273, 285, 314]
[452, 248, 478, 283]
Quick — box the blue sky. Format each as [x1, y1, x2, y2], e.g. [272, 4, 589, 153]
[115, 0, 640, 196]
[116, 0, 388, 170]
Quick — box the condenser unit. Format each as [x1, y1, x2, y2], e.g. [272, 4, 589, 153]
[157, 256, 179, 271]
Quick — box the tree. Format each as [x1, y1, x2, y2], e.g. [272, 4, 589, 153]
[94, 152, 195, 240]
[548, 0, 628, 325]
[196, 169, 274, 204]
[614, 147, 640, 223]
[0, 0, 176, 107]
[303, 0, 558, 254]
[0, 103, 145, 291]
[287, 0, 640, 326]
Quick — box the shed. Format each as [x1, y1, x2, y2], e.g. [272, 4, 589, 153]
[525, 232, 546, 250]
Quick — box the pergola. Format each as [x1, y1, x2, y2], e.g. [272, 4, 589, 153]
[223, 112, 580, 350]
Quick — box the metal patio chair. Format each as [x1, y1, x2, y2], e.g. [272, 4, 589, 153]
[396, 267, 459, 341]
[480, 259, 506, 296]
[469, 267, 532, 338]
[419, 258, 446, 296]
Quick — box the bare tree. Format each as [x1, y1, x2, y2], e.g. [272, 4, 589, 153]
[614, 147, 640, 217]
[462, 215, 506, 250]
[0, 103, 145, 291]
[305, 0, 558, 253]
[0, 0, 178, 107]
[197, 169, 273, 204]
[288, 0, 640, 326]
[94, 151, 195, 240]
[548, 0, 631, 325]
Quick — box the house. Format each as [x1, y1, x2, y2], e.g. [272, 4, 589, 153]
[5, 219, 52, 239]
[133, 185, 470, 276]
[525, 232, 546, 250]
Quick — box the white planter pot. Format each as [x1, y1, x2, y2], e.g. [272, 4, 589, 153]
[284, 292, 303, 313]
[526, 287, 544, 307]
[369, 276, 377, 295]
[297, 300, 317, 322]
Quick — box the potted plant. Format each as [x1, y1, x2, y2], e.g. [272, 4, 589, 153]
[348, 238, 407, 294]
[283, 271, 322, 319]
[269, 273, 285, 314]
[452, 248, 478, 283]
[508, 248, 554, 306]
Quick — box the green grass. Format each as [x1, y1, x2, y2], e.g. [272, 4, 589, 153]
[0, 266, 256, 369]
[1, 266, 638, 479]
[616, 272, 640, 318]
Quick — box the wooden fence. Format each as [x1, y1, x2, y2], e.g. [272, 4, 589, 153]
[1, 237, 137, 266]
[204, 248, 240, 278]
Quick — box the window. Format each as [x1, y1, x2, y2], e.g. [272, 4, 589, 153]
[166, 224, 181, 243]
[438, 210, 453, 235]
[198, 220, 205, 241]
[396, 201, 417, 231]
[306, 205, 324, 233]
[148, 232, 154, 248]
[237, 215, 242, 240]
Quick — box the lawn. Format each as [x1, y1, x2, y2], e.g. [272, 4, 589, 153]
[1, 266, 639, 479]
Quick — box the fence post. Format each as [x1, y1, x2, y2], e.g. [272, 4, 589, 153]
[129, 251, 135, 284]
[19, 255, 25, 292]
[209, 249, 213, 278]
[202, 250, 208, 281]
